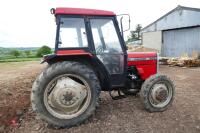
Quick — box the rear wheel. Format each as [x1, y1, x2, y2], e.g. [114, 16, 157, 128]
[140, 75, 175, 112]
[31, 61, 100, 128]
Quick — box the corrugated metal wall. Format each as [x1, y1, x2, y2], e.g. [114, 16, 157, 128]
[162, 27, 200, 57]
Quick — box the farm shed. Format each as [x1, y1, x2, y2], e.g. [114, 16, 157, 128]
[141, 5, 200, 57]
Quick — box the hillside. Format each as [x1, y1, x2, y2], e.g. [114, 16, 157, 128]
[0, 47, 39, 51]
[0, 47, 39, 61]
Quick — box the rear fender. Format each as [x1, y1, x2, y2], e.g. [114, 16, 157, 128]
[41, 54, 57, 64]
[41, 49, 92, 64]
[41, 53, 111, 91]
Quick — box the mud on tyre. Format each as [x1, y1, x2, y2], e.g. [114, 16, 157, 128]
[31, 61, 100, 128]
[140, 74, 175, 112]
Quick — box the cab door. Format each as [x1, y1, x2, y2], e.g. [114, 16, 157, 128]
[89, 17, 127, 87]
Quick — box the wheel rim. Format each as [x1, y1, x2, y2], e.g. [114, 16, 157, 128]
[149, 81, 173, 108]
[44, 74, 91, 119]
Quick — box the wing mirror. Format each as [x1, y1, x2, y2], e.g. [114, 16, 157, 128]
[117, 14, 131, 39]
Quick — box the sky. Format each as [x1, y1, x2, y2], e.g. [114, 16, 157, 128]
[0, 0, 200, 48]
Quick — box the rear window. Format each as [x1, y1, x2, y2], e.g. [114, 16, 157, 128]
[59, 18, 88, 48]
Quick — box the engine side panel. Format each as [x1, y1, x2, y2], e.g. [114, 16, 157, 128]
[127, 52, 157, 80]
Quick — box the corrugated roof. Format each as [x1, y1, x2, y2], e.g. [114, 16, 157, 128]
[142, 5, 200, 32]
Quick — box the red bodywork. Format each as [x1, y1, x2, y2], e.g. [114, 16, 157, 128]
[127, 52, 157, 80]
[56, 50, 92, 57]
[55, 50, 157, 80]
[55, 8, 115, 16]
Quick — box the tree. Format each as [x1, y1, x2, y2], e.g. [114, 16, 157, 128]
[36, 45, 52, 57]
[10, 50, 20, 58]
[25, 50, 31, 57]
[126, 24, 142, 44]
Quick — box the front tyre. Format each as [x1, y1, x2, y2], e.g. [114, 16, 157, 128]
[31, 61, 100, 128]
[140, 75, 175, 112]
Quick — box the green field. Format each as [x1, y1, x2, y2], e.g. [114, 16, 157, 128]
[0, 60, 41, 70]
[0, 57, 41, 62]
[0, 47, 49, 62]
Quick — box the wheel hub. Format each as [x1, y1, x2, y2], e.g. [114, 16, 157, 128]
[60, 89, 77, 106]
[62, 91, 74, 103]
[48, 77, 87, 115]
[151, 84, 168, 104]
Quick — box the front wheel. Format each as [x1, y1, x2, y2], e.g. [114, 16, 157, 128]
[31, 61, 100, 128]
[140, 75, 175, 112]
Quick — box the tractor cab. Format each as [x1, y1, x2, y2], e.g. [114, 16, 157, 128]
[47, 8, 128, 88]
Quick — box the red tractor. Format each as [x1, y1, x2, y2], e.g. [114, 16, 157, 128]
[31, 7, 175, 128]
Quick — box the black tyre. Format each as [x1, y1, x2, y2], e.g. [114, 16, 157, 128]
[140, 74, 175, 112]
[31, 61, 100, 128]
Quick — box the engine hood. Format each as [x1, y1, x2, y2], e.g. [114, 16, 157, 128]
[127, 52, 158, 80]
[128, 52, 157, 59]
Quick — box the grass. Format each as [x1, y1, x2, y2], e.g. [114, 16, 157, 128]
[0, 57, 41, 63]
[0, 60, 42, 71]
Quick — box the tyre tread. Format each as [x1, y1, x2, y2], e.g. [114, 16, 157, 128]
[140, 74, 175, 112]
[31, 61, 101, 128]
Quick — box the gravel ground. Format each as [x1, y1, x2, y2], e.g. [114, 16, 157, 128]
[1, 62, 200, 133]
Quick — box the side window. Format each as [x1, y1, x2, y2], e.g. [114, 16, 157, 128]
[90, 18, 124, 74]
[91, 28, 103, 50]
[90, 19, 122, 54]
[59, 18, 88, 48]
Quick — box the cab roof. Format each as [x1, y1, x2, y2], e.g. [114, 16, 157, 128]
[55, 7, 116, 16]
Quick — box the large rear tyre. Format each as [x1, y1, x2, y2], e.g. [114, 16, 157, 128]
[140, 75, 175, 112]
[31, 61, 100, 128]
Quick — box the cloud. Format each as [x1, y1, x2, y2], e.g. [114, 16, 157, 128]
[0, 0, 200, 47]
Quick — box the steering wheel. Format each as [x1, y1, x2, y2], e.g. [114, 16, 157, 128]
[96, 45, 104, 54]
